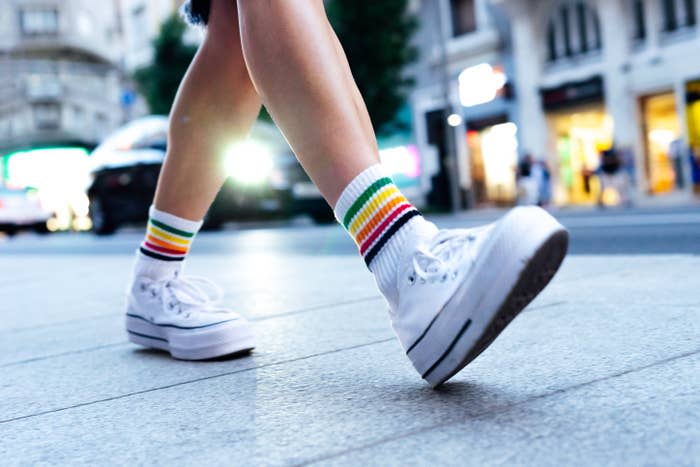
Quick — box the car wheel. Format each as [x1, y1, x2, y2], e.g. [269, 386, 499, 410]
[90, 196, 117, 235]
[202, 214, 224, 231]
[33, 222, 50, 234]
[309, 207, 336, 224]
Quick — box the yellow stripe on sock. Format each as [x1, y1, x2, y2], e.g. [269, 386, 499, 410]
[148, 224, 191, 246]
[348, 185, 400, 236]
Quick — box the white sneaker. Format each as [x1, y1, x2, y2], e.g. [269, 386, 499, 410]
[125, 271, 256, 360]
[389, 206, 568, 387]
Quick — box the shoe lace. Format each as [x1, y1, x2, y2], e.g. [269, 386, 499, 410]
[408, 229, 479, 285]
[141, 274, 228, 317]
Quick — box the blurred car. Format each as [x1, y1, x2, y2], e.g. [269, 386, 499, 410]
[0, 187, 52, 235]
[87, 116, 332, 234]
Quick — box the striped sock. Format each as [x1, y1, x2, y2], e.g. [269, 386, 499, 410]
[134, 206, 203, 280]
[335, 164, 437, 305]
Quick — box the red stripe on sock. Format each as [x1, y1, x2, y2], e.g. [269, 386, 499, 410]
[359, 203, 412, 256]
[143, 241, 187, 257]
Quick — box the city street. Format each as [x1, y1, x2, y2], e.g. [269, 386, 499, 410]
[1, 207, 698, 465]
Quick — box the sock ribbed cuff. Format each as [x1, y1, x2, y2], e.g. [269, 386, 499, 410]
[139, 206, 203, 262]
[334, 164, 424, 268]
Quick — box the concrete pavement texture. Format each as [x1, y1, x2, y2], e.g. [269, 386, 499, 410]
[1, 222, 699, 465]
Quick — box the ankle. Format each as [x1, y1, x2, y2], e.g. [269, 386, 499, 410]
[370, 216, 438, 308]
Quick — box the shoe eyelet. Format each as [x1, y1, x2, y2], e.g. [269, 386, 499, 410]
[140, 283, 147, 292]
[441, 274, 448, 282]
[407, 275, 416, 285]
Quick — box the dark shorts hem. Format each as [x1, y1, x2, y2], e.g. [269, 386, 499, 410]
[181, 0, 211, 26]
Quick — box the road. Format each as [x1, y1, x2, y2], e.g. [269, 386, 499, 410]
[1, 205, 698, 256]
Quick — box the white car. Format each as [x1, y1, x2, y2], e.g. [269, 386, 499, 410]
[0, 187, 52, 235]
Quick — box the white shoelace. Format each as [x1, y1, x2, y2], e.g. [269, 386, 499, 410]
[140, 274, 229, 317]
[409, 230, 479, 284]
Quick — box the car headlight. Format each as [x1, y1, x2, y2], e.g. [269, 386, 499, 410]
[224, 140, 274, 185]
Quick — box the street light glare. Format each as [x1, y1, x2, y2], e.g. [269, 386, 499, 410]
[447, 113, 463, 127]
[224, 140, 275, 185]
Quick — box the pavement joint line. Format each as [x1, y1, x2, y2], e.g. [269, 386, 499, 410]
[0, 296, 384, 336]
[300, 346, 700, 466]
[0, 300, 567, 368]
[0, 342, 128, 369]
[0, 337, 396, 425]
[0, 297, 567, 368]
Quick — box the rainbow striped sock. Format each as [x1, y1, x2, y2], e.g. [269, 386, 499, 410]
[335, 164, 428, 268]
[139, 206, 203, 262]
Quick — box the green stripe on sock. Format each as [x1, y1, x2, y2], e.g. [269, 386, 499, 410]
[149, 218, 195, 238]
[343, 177, 393, 229]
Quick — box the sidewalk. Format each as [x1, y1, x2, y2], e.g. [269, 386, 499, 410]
[1, 251, 698, 465]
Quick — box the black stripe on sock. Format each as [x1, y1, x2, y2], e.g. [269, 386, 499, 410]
[139, 247, 185, 262]
[364, 209, 421, 267]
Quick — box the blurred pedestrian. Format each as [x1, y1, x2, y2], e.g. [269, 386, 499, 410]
[124, 0, 568, 387]
[517, 154, 537, 205]
[669, 139, 686, 190]
[597, 146, 632, 207]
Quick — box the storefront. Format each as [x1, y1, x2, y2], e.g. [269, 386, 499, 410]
[685, 79, 700, 193]
[541, 76, 612, 205]
[459, 63, 518, 206]
[640, 92, 682, 194]
[465, 115, 518, 205]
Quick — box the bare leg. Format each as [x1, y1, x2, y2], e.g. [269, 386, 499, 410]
[154, 0, 261, 220]
[237, 0, 379, 206]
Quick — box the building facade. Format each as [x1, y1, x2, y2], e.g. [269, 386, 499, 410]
[494, 0, 700, 204]
[118, 0, 194, 72]
[410, 0, 520, 209]
[0, 0, 132, 153]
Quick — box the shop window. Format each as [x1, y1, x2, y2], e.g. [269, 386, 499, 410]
[33, 103, 61, 130]
[632, 0, 647, 41]
[546, 1, 602, 62]
[20, 9, 59, 36]
[450, 0, 477, 37]
[661, 0, 697, 32]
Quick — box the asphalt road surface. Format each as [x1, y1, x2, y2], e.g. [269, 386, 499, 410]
[1, 205, 698, 257]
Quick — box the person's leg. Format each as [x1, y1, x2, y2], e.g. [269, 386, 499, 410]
[238, 0, 377, 205]
[137, 0, 260, 271]
[126, 0, 258, 360]
[236, 0, 569, 387]
[155, 0, 261, 220]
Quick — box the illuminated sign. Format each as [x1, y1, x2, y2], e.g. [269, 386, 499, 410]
[459, 63, 508, 108]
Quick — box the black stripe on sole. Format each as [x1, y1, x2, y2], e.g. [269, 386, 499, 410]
[420, 319, 472, 379]
[127, 329, 168, 343]
[407, 310, 442, 354]
[126, 313, 238, 330]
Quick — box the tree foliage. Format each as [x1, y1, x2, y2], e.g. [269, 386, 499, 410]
[327, 0, 418, 135]
[133, 14, 197, 115]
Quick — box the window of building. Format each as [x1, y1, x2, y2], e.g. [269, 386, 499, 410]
[131, 4, 150, 48]
[20, 9, 59, 35]
[632, 0, 647, 41]
[661, 0, 697, 32]
[546, 1, 602, 62]
[450, 0, 477, 37]
[33, 103, 61, 130]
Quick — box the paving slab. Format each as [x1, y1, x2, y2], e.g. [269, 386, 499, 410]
[0, 253, 697, 465]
